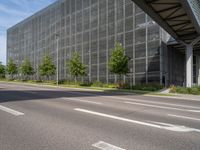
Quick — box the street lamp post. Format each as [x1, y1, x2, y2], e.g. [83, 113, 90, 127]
[56, 34, 59, 86]
[129, 58, 134, 90]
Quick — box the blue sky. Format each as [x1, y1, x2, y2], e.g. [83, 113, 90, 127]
[0, 0, 56, 65]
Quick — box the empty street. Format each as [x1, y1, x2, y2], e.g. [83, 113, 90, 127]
[0, 82, 200, 150]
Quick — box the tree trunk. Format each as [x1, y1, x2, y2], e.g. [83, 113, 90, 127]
[25, 75, 28, 81]
[10, 74, 13, 80]
[75, 76, 77, 84]
[119, 74, 123, 88]
[46, 75, 49, 82]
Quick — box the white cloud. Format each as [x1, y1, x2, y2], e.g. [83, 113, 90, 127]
[0, 3, 31, 17]
[0, 0, 56, 64]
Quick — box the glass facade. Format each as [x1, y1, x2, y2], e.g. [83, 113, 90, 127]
[7, 0, 163, 84]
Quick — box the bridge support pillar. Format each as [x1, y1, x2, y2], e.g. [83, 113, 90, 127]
[186, 45, 193, 87]
[184, 36, 200, 87]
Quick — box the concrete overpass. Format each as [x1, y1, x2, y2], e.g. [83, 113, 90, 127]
[132, 0, 200, 87]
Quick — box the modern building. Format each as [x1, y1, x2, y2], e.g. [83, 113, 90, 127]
[7, 0, 200, 86]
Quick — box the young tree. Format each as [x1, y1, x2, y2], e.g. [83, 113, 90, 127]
[0, 62, 5, 78]
[20, 59, 34, 80]
[39, 55, 56, 80]
[68, 51, 86, 83]
[6, 59, 18, 80]
[109, 42, 129, 86]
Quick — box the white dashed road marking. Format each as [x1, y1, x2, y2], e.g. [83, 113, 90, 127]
[61, 97, 102, 105]
[0, 105, 24, 116]
[75, 108, 200, 133]
[124, 101, 200, 113]
[92, 141, 125, 150]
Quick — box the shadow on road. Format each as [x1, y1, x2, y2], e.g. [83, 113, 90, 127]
[0, 88, 142, 103]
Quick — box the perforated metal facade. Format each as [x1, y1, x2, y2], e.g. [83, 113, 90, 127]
[7, 0, 165, 85]
[188, 0, 200, 26]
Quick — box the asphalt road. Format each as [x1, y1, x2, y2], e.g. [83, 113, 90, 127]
[0, 82, 200, 150]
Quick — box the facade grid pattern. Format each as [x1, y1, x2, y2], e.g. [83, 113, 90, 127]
[7, 0, 163, 85]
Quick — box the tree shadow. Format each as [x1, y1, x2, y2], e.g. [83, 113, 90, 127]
[0, 88, 141, 103]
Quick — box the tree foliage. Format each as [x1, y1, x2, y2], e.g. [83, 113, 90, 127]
[68, 51, 86, 82]
[109, 42, 129, 76]
[20, 59, 34, 80]
[0, 62, 5, 78]
[39, 55, 56, 80]
[6, 59, 18, 79]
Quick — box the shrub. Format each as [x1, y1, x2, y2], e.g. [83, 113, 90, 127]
[0, 62, 5, 78]
[170, 85, 200, 95]
[6, 59, 18, 80]
[90, 81, 118, 88]
[79, 82, 92, 86]
[170, 85, 176, 93]
[35, 80, 43, 83]
[91, 81, 104, 87]
[107, 83, 118, 88]
[190, 87, 200, 95]
[131, 84, 163, 91]
[63, 80, 80, 85]
[58, 79, 65, 84]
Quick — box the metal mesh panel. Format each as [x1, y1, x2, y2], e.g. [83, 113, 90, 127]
[135, 59, 146, 73]
[7, 0, 164, 85]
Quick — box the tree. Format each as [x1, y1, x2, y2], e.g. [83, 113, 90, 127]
[39, 55, 56, 80]
[109, 42, 129, 85]
[6, 59, 18, 80]
[68, 51, 86, 83]
[0, 62, 5, 78]
[20, 59, 34, 80]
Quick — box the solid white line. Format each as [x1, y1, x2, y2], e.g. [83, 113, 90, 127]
[168, 114, 200, 122]
[74, 108, 200, 133]
[92, 141, 125, 150]
[107, 96, 200, 110]
[63, 92, 200, 110]
[75, 108, 162, 128]
[0, 105, 24, 116]
[62, 92, 200, 110]
[61, 97, 102, 105]
[124, 101, 200, 113]
[145, 95, 200, 102]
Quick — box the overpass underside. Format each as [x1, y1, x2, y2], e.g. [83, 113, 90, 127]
[132, 0, 200, 87]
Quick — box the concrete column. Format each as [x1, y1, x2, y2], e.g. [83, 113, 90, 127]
[197, 56, 200, 86]
[186, 45, 193, 87]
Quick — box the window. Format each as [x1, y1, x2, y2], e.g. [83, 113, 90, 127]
[148, 25, 159, 41]
[135, 13, 145, 28]
[125, 4, 133, 17]
[148, 56, 160, 72]
[135, 5, 143, 14]
[135, 43, 145, 58]
[125, 31, 133, 46]
[135, 59, 146, 73]
[135, 73, 146, 84]
[135, 29, 145, 44]
[148, 41, 160, 57]
[125, 17, 133, 32]
[117, 20, 124, 33]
